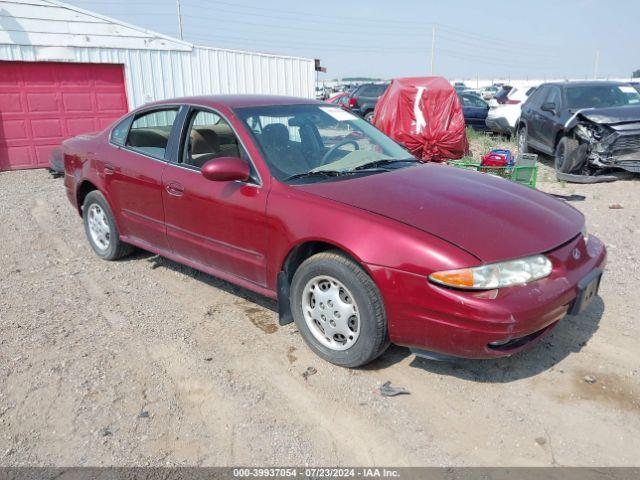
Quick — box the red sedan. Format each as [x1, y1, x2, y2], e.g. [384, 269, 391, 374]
[62, 95, 606, 367]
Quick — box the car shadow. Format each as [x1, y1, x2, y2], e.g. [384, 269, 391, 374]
[122, 250, 603, 382]
[121, 250, 278, 312]
[367, 296, 604, 383]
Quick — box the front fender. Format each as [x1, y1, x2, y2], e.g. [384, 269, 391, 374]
[265, 182, 479, 291]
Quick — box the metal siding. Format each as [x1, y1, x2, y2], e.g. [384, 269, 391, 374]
[1, 44, 315, 112]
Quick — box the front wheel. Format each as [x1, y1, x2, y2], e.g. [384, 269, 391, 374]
[555, 136, 582, 174]
[364, 111, 375, 123]
[290, 251, 389, 367]
[83, 190, 133, 260]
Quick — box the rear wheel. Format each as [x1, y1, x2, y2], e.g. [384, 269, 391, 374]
[517, 125, 530, 154]
[290, 251, 388, 367]
[364, 111, 375, 123]
[83, 190, 133, 260]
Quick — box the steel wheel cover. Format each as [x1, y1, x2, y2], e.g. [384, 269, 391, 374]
[87, 204, 111, 251]
[302, 275, 361, 351]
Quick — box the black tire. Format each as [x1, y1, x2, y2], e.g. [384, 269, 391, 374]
[364, 111, 375, 123]
[290, 251, 389, 368]
[555, 136, 580, 174]
[82, 190, 133, 260]
[517, 125, 530, 154]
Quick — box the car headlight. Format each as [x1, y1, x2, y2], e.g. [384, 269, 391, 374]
[429, 255, 552, 290]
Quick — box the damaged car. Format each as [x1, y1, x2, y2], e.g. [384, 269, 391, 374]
[517, 81, 640, 181]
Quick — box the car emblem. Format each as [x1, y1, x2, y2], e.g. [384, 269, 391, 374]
[572, 248, 581, 260]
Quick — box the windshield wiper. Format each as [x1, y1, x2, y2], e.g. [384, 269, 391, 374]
[353, 158, 421, 171]
[285, 168, 390, 182]
[285, 170, 345, 181]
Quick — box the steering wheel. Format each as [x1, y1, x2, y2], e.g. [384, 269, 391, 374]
[319, 139, 360, 166]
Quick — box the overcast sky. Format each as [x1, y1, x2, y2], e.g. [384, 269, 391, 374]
[67, 0, 639, 81]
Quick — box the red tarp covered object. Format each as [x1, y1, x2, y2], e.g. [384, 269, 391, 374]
[373, 76, 469, 162]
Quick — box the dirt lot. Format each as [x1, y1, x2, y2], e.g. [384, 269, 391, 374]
[1, 163, 639, 466]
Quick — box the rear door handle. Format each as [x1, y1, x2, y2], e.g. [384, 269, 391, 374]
[166, 181, 185, 196]
[104, 163, 115, 175]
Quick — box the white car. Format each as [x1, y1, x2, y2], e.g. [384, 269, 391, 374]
[485, 85, 537, 136]
[480, 85, 500, 100]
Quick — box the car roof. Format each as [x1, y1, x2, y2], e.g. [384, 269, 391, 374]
[143, 94, 323, 109]
[543, 80, 628, 89]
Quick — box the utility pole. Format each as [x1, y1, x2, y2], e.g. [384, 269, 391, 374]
[430, 25, 436, 75]
[593, 49, 600, 79]
[176, 0, 184, 40]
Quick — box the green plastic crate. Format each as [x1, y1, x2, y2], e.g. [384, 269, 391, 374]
[448, 154, 538, 188]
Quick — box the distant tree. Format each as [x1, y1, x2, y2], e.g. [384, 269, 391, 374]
[633, 69, 640, 78]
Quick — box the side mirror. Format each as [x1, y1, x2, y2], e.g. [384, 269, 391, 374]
[201, 156, 250, 182]
[541, 102, 558, 115]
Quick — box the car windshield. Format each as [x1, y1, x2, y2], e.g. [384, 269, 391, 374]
[565, 85, 640, 109]
[234, 104, 415, 182]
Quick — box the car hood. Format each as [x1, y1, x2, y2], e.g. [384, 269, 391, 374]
[574, 105, 640, 125]
[296, 164, 583, 263]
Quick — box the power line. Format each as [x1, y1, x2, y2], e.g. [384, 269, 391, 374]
[68, 0, 556, 53]
[65, 0, 575, 73]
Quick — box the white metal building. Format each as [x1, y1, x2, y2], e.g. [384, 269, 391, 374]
[0, 0, 316, 170]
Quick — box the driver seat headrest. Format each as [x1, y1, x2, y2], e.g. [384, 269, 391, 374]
[262, 123, 290, 148]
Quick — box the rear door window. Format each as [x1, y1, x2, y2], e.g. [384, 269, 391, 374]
[126, 108, 179, 160]
[526, 86, 546, 108]
[545, 87, 561, 108]
[360, 85, 387, 97]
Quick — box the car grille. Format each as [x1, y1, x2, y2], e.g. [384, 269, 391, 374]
[612, 135, 640, 151]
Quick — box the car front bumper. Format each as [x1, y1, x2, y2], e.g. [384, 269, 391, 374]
[367, 234, 607, 359]
[592, 129, 640, 172]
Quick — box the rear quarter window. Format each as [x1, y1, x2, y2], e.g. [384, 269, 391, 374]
[110, 116, 133, 146]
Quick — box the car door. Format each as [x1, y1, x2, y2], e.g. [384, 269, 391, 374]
[523, 86, 548, 149]
[104, 106, 180, 250]
[536, 86, 563, 151]
[161, 106, 270, 287]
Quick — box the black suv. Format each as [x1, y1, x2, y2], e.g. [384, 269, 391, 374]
[517, 81, 640, 176]
[347, 83, 389, 122]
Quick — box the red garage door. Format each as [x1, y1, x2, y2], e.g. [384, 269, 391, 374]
[0, 61, 128, 171]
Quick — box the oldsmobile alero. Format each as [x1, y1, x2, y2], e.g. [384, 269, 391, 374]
[62, 95, 606, 367]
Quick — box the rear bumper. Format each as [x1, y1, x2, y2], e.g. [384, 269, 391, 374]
[368, 234, 607, 359]
[63, 173, 80, 213]
[485, 116, 513, 135]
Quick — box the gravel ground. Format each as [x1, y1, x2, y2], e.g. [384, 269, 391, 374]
[0, 166, 639, 467]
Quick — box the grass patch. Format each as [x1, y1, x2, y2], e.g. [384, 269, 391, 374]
[466, 128, 517, 162]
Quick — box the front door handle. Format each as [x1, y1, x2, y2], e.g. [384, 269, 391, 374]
[166, 181, 185, 196]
